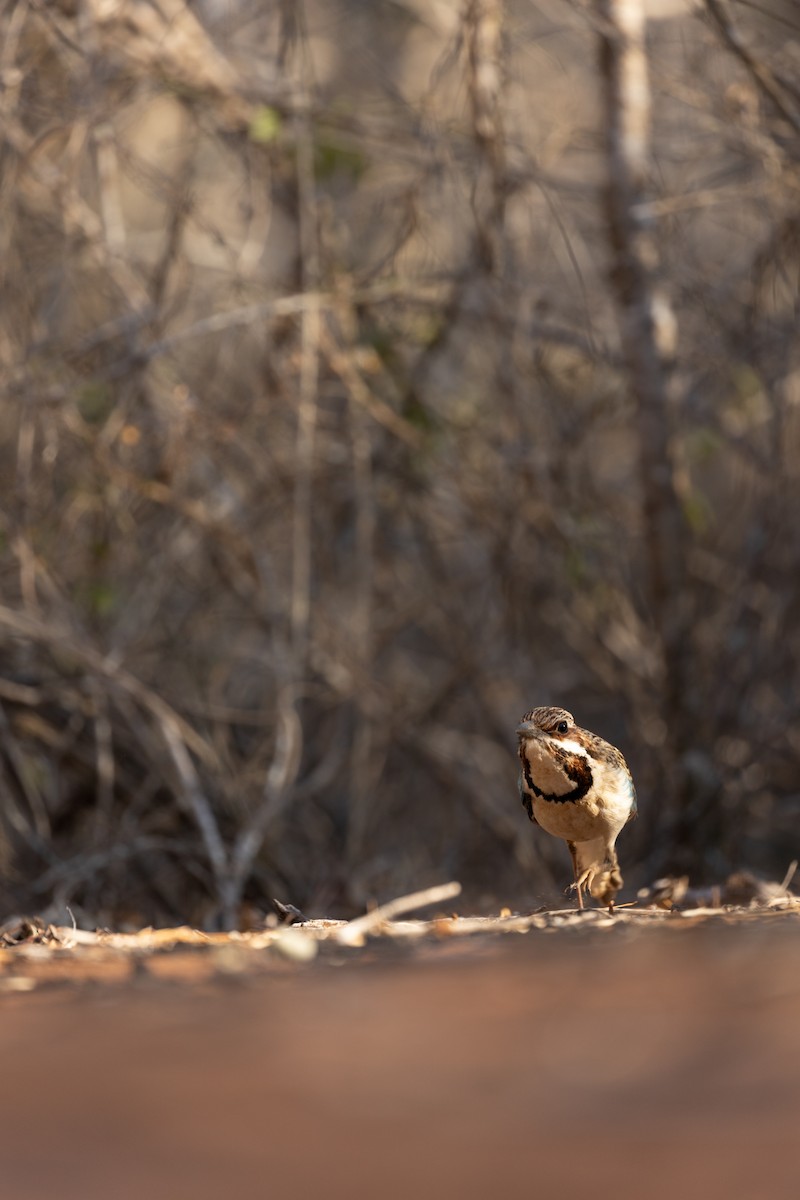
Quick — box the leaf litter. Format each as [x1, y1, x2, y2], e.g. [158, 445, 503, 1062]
[1, 874, 798, 991]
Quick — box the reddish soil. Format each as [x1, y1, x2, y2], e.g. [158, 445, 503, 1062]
[1, 925, 799, 1200]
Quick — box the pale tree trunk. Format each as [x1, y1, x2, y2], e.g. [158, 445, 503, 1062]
[465, 0, 506, 271]
[597, 0, 692, 865]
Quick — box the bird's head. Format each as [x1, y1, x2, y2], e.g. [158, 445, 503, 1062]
[516, 706, 576, 744]
[516, 706, 593, 805]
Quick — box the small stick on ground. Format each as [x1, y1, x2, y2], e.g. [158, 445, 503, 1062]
[779, 860, 798, 895]
[336, 882, 462, 947]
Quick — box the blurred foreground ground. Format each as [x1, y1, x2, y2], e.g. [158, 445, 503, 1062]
[2, 910, 799, 1200]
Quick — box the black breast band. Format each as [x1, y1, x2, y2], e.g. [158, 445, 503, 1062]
[520, 747, 593, 805]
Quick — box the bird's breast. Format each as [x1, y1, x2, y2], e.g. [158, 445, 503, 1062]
[519, 738, 593, 803]
[519, 736, 635, 842]
[531, 794, 604, 842]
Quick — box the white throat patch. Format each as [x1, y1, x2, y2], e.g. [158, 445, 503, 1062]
[549, 736, 589, 759]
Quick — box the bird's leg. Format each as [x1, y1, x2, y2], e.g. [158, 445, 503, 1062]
[600, 845, 616, 913]
[567, 841, 584, 911]
[574, 864, 597, 904]
[601, 842, 623, 912]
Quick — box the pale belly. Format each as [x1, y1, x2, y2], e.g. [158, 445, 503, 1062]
[532, 796, 606, 843]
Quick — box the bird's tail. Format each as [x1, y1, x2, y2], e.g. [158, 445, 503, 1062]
[574, 837, 623, 906]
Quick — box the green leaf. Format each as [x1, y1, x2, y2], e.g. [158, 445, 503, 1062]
[314, 135, 367, 181]
[78, 581, 117, 619]
[682, 490, 713, 535]
[687, 426, 721, 463]
[249, 106, 282, 144]
[76, 381, 113, 425]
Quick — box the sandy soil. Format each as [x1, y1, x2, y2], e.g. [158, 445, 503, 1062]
[1, 915, 799, 1200]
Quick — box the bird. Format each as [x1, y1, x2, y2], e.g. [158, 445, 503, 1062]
[516, 706, 637, 911]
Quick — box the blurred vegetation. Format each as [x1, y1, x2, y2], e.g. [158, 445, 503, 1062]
[0, 0, 798, 926]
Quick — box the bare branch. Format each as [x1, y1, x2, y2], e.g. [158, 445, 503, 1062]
[704, 0, 800, 138]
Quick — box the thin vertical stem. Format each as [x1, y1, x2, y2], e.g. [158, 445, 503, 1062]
[289, 11, 321, 675]
[597, 0, 689, 857]
[465, 0, 506, 271]
[340, 302, 377, 868]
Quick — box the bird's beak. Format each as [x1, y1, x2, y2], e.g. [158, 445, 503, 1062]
[516, 721, 540, 739]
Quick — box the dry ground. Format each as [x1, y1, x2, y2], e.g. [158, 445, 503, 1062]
[1, 896, 799, 1200]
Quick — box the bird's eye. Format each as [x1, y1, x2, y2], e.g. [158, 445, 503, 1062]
[556, 720, 569, 734]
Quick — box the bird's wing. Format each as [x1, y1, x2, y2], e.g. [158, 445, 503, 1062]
[627, 776, 638, 822]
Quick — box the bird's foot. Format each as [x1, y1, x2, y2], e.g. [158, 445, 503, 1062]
[575, 866, 597, 902]
[567, 878, 589, 911]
